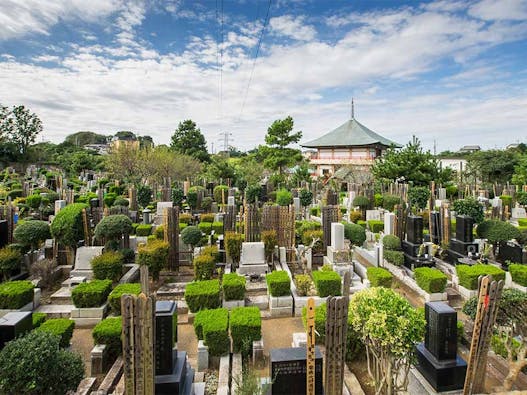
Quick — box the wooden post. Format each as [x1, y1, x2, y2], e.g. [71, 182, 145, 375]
[82, 208, 90, 247]
[306, 298, 316, 395]
[164, 207, 180, 272]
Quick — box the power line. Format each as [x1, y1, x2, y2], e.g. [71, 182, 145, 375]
[220, 0, 224, 121]
[238, 0, 272, 120]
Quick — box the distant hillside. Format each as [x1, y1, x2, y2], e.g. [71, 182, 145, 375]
[65, 131, 109, 146]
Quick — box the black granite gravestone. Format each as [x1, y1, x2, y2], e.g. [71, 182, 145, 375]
[155, 300, 177, 375]
[0, 220, 7, 249]
[456, 215, 474, 243]
[416, 302, 466, 392]
[498, 241, 525, 265]
[429, 211, 441, 245]
[270, 347, 323, 395]
[406, 215, 423, 244]
[0, 311, 32, 349]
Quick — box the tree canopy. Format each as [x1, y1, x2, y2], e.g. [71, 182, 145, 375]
[170, 120, 210, 162]
[466, 149, 519, 184]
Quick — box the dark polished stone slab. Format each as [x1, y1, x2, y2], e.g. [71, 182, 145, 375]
[270, 347, 323, 395]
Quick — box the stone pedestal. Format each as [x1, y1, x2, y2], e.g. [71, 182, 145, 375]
[0, 311, 32, 349]
[197, 340, 208, 372]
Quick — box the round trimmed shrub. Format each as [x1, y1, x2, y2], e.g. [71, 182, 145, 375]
[25, 194, 42, 209]
[344, 222, 366, 246]
[382, 194, 402, 211]
[486, 221, 520, 244]
[384, 250, 404, 266]
[91, 251, 124, 282]
[181, 226, 202, 248]
[245, 184, 262, 204]
[50, 203, 88, 248]
[453, 197, 484, 224]
[13, 220, 50, 250]
[353, 195, 370, 208]
[0, 330, 84, 394]
[113, 197, 129, 207]
[193, 253, 216, 281]
[213, 185, 229, 204]
[94, 214, 133, 244]
[367, 267, 393, 288]
[276, 189, 292, 206]
[382, 235, 401, 251]
[137, 239, 169, 281]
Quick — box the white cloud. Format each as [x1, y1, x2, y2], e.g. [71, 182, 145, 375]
[469, 0, 527, 21]
[270, 15, 316, 41]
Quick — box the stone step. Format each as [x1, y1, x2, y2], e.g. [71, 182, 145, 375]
[156, 282, 188, 299]
[50, 287, 72, 305]
[246, 294, 268, 310]
[35, 304, 73, 318]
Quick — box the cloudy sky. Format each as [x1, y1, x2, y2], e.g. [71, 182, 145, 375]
[0, 0, 526, 153]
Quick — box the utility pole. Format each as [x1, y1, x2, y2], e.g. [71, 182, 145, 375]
[218, 131, 233, 157]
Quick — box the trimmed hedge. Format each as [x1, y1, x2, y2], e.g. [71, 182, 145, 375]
[212, 221, 223, 235]
[312, 270, 342, 297]
[135, 224, 153, 236]
[184, 279, 221, 312]
[382, 235, 401, 251]
[50, 203, 88, 248]
[71, 279, 112, 308]
[37, 318, 75, 348]
[230, 306, 261, 353]
[344, 222, 366, 246]
[414, 267, 447, 293]
[367, 267, 393, 288]
[222, 273, 246, 301]
[198, 222, 212, 235]
[0, 280, 34, 309]
[91, 251, 123, 282]
[93, 316, 122, 356]
[367, 220, 384, 233]
[384, 250, 404, 266]
[200, 213, 215, 223]
[137, 239, 169, 281]
[509, 264, 527, 286]
[108, 283, 141, 314]
[456, 264, 506, 290]
[193, 308, 229, 356]
[266, 271, 291, 297]
[32, 312, 46, 328]
[193, 253, 216, 281]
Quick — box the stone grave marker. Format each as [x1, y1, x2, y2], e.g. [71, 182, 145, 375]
[155, 300, 177, 375]
[270, 347, 323, 395]
[70, 246, 104, 279]
[512, 207, 527, 221]
[0, 311, 32, 349]
[438, 188, 447, 200]
[384, 212, 395, 235]
[156, 202, 173, 217]
[54, 199, 66, 215]
[238, 242, 267, 275]
[366, 209, 381, 221]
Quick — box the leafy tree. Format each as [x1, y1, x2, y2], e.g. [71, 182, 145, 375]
[13, 220, 50, 250]
[170, 120, 210, 162]
[245, 184, 262, 204]
[171, 187, 184, 206]
[114, 131, 136, 140]
[65, 131, 108, 146]
[144, 146, 202, 184]
[453, 197, 484, 224]
[372, 136, 441, 186]
[299, 189, 313, 207]
[260, 116, 303, 176]
[204, 155, 236, 182]
[408, 186, 430, 211]
[105, 143, 142, 184]
[8, 105, 43, 157]
[291, 162, 311, 186]
[0, 104, 12, 141]
[349, 287, 425, 394]
[467, 149, 519, 184]
[511, 154, 527, 185]
[94, 215, 133, 248]
[137, 185, 152, 208]
[0, 330, 84, 394]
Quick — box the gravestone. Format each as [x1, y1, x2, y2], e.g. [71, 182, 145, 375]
[330, 223, 345, 250]
[448, 215, 479, 264]
[366, 209, 381, 221]
[384, 212, 396, 235]
[293, 197, 301, 213]
[54, 199, 66, 215]
[0, 311, 32, 349]
[415, 302, 467, 392]
[406, 215, 423, 244]
[429, 211, 441, 245]
[238, 242, 267, 275]
[227, 196, 235, 206]
[455, 215, 474, 243]
[498, 241, 525, 265]
[270, 347, 323, 395]
[0, 220, 7, 249]
[438, 188, 447, 200]
[70, 246, 104, 279]
[402, 215, 434, 269]
[512, 207, 527, 221]
[156, 202, 173, 224]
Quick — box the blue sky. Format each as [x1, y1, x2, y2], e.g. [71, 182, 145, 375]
[0, 0, 526, 153]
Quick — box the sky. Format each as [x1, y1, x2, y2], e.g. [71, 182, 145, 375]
[0, 0, 526, 154]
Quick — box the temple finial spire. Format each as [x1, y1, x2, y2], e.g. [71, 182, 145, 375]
[351, 98, 355, 119]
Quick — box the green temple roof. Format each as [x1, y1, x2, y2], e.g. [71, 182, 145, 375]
[301, 118, 401, 148]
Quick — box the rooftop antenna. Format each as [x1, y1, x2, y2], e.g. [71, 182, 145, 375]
[351, 98, 355, 119]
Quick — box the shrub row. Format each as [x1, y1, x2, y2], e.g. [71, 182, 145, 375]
[37, 318, 75, 348]
[367, 267, 393, 288]
[222, 273, 246, 301]
[312, 270, 341, 297]
[266, 271, 290, 297]
[184, 279, 221, 312]
[108, 283, 141, 314]
[414, 267, 447, 293]
[0, 280, 34, 309]
[384, 250, 404, 266]
[367, 220, 384, 233]
[71, 279, 112, 308]
[456, 264, 505, 290]
[509, 264, 527, 286]
[93, 316, 122, 356]
[193, 308, 229, 356]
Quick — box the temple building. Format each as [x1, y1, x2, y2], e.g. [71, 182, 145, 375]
[301, 108, 401, 178]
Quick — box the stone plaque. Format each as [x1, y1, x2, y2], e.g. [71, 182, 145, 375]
[270, 347, 323, 395]
[155, 300, 177, 375]
[406, 215, 423, 244]
[425, 302, 457, 361]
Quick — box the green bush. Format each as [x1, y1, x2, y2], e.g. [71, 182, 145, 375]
[94, 214, 133, 243]
[408, 186, 430, 210]
[0, 280, 34, 309]
[135, 224, 153, 236]
[193, 253, 216, 281]
[382, 235, 401, 250]
[301, 230, 324, 253]
[184, 279, 221, 312]
[499, 195, 513, 208]
[200, 213, 215, 223]
[491, 332, 521, 359]
[7, 189, 22, 199]
[261, 230, 278, 262]
[181, 226, 202, 247]
[50, 203, 88, 248]
[198, 221, 212, 235]
[310, 206, 320, 216]
[25, 194, 42, 209]
[0, 331, 84, 395]
[211, 221, 223, 235]
[0, 246, 22, 280]
[312, 270, 342, 297]
[487, 221, 521, 244]
[367, 220, 384, 233]
[295, 274, 313, 296]
[349, 211, 362, 223]
[509, 264, 527, 286]
[179, 213, 193, 224]
[113, 197, 129, 207]
[71, 279, 112, 308]
[382, 194, 402, 211]
[518, 218, 527, 227]
[223, 273, 246, 300]
[93, 316, 122, 356]
[299, 189, 313, 207]
[456, 264, 505, 290]
[154, 225, 165, 239]
[367, 267, 393, 287]
[344, 222, 366, 246]
[353, 195, 370, 208]
[453, 197, 484, 224]
[384, 250, 404, 266]
[301, 303, 363, 361]
[103, 192, 117, 207]
[476, 220, 498, 239]
[414, 267, 447, 293]
[91, 251, 123, 282]
[266, 271, 291, 297]
[171, 187, 184, 206]
[230, 306, 261, 354]
[463, 288, 527, 322]
[193, 308, 229, 356]
[179, 222, 188, 231]
[137, 239, 169, 281]
[213, 185, 229, 204]
[32, 312, 46, 328]
[108, 283, 141, 314]
[225, 232, 244, 264]
[13, 220, 50, 249]
[37, 318, 75, 348]
[276, 189, 292, 206]
[374, 193, 383, 207]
